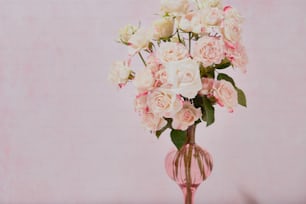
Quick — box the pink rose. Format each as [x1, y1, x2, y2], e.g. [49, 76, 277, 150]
[172, 102, 202, 131]
[134, 93, 148, 114]
[199, 78, 215, 95]
[146, 55, 168, 88]
[225, 43, 248, 73]
[157, 42, 189, 63]
[147, 88, 183, 117]
[141, 112, 167, 131]
[193, 36, 225, 67]
[213, 80, 238, 112]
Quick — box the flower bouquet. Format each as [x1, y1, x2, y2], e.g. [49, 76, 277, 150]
[109, 0, 247, 203]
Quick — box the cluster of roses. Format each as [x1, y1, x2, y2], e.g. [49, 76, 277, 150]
[109, 0, 247, 134]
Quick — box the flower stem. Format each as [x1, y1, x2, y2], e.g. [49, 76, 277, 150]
[138, 52, 147, 67]
[177, 29, 183, 44]
[188, 32, 192, 55]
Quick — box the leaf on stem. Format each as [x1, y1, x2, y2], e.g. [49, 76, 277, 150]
[203, 97, 215, 126]
[215, 58, 232, 70]
[170, 130, 187, 150]
[217, 73, 236, 87]
[237, 88, 247, 107]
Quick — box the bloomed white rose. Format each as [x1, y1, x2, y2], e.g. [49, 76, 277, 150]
[165, 59, 202, 99]
[128, 28, 153, 55]
[197, 0, 222, 9]
[193, 36, 225, 67]
[179, 11, 203, 33]
[119, 24, 138, 44]
[223, 19, 241, 45]
[147, 88, 183, 117]
[153, 17, 174, 40]
[133, 69, 154, 93]
[172, 102, 202, 130]
[224, 7, 243, 24]
[157, 42, 189, 63]
[160, 0, 189, 16]
[213, 80, 238, 112]
[108, 61, 131, 86]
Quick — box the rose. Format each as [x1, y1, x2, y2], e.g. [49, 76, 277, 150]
[197, 0, 222, 9]
[213, 80, 238, 112]
[205, 7, 223, 26]
[128, 28, 153, 55]
[141, 112, 167, 131]
[165, 59, 202, 98]
[145, 55, 168, 88]
[193, 36, 225, 67]
[108, 61, 132, 87]
[222, 19, 241, 46]
[225, 43, 248, 73]
[118, 24, 138, 44]
[160, 0, 189, 16]
[172, 101, 202, 130]
[199, 78, 215, 95]
[147, 88, 183, 117]
[179, 11, 201, 33]
[134, 93, 148, 114]
[133, 69, 154, 92]
[157, 42, 189, 63]
[153, 17, 174, 40]
[224, 6, 243, 23]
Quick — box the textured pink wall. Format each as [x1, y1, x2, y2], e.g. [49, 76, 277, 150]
[1, 0, 306, 203]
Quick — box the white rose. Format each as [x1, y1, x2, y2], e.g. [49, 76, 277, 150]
[160, 0, 189, 16]
[147, 88, 183, 117]
[193, 36, 225, 67]
[165, 59, 202, 98]
[222, 19, 241, 45]
[133, 69, 154, 92]
[172, 101, 202, 131]
[157, 42, 189, 63]
[205, 7, 223, 26]
[141, 112, 167, 131]
[197, 0, 222, 9]
[128, 28, 153, 55]
[153, 17, 174, 40]
[118, 24, 138, 44]
[179, 12, 202, 33]
[213, 80, 238, 112]
[224, 6, 243, 23]
[108, 61, 132, 87]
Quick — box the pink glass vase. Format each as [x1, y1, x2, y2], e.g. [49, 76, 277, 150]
[165, 125, 213, 204]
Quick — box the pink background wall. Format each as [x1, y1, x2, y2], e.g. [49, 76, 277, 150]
[1, 0, 306, 203]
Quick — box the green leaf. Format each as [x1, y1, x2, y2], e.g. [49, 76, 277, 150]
[217, 73, 236, 87]
[170, 130, 187, 150]
[237, 88, 247, 107]
[203, 97, 215, 126]
[215, 58, 232, 70]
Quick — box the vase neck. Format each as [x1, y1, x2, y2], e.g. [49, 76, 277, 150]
[186, 124, 196, 144]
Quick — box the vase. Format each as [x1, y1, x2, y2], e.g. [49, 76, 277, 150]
[165, 125, 213, 204]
